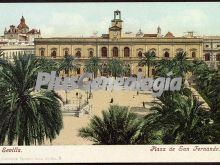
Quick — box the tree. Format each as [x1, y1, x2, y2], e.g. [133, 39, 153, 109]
[84, 57, 101, 78]
[0, 54, 63, 145]
[107, 58, 124, 79]
[139, 51, 156, 77]
[37, 57, 59, 73]
[147, 90, 213, 144]
[78, 105, 145, 144]
[155, 51, 191, 80]
[172, 51, 191, 79]
[59, 54, 77, 77]
[155, 58, 173, 77]
[192, 60, 220, 113]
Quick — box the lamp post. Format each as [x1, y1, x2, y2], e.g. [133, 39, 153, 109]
[76, 92, 81, 111]
[89, 83, 92, 99]
[86, 90, 89, 104]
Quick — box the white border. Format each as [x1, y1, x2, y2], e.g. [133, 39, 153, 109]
[0, 145, 220, 163]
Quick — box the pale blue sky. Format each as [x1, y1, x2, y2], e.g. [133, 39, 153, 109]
[1, 2, 220, 37]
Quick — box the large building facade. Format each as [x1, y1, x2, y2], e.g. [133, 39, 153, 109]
[34, 10, 203, 76]
[203, 36, 220, 69]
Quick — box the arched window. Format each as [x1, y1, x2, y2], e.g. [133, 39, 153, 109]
[138, 68, 142, 72]
[138, 51, 142, 58]
[204, 53, 210, 61]
[164, 51, 170, 58]
[216, 54, 220, 61]
[76, 68, 81, 74]
[75, 51, 81, 58]
[51, 50, 56, 58]
[124, 47, 130, 57]
[152, 68, 156, 76]
[89, 51, 93, 57]
[150, 49, 156, 54]
[40, 49, 44, 56]
[101, 47, 107, 57]
[113, 47, 118, 57]
[192, 51, 196, 58]
[64, 68, 69, 75]
[64, 50, 69, 56]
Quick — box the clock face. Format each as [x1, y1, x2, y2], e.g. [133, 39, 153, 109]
[113, 31, 118, 36]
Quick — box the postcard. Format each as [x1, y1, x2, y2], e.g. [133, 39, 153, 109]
[0, 2, 220, 163]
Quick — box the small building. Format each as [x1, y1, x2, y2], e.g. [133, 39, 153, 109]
[3, 16, 41, 43]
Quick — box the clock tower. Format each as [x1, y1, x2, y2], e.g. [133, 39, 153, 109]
[109, 10, 123, 39]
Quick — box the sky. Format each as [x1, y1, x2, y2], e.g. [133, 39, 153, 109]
[1, 2, 220, 37]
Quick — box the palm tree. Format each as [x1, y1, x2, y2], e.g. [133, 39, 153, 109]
[155, 58, 173, 77]
[192, 60, 220, 113]
[172, 51, 191, 79]
[155, 51, 191, 79]
[59, 54, 77, 77]
[84, 57, 101, 78]
[107, 58, 124, 79]
[139, 51, 156, 77]
[78, 105, 145, 144]
[37, 57, 59, 73]
[0, 54, 63, 145]
[148, 90, 212, 144]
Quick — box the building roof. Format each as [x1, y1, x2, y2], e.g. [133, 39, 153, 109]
[109, 25, 122, 31]
[165, 31, 174, 38]
[101, 34, 109, 38]
[17, 16, 29, 30]
[143, 34, 158, 37]
[27, 29, 40, 34]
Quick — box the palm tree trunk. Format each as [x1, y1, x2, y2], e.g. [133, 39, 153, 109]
[147, 64, 150, 77]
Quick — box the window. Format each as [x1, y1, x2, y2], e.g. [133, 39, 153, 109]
[75, 51, 81, 58]
[64, 50, 69, 56]
[64, 68, 69, 75]
[138, 51, 142, 58]
[124, 47, 130, 57]
[152, 68, 156, 76]
[89, 51, 93, 57]
[192, 51, 196, 58]
[205, 45, 209, 48]
[164, 51, 170, 58]
[217, 45, 220, 48]
[101, 47, 107, 57]
[216, 54, 220, 61]
[40, 49, 44, 56]
[150, 49, 156, 54]
[51, 50, 56, 58]
[204, 53, 210, 61]
[138, 68, 142, 72]
[113, 47, 118, 57]
[76, 68, 81, 74]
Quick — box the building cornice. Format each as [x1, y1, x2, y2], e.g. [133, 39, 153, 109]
[34, 37, 203, 45]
